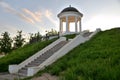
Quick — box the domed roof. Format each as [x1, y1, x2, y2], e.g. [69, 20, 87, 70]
[58, 6, 83, 17]
[61, 6, 79, 13]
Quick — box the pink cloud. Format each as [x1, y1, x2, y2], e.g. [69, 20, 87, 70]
[22, 8, 42, 22]
[44, 10, 58, 27]
[0, 1, 35, 24]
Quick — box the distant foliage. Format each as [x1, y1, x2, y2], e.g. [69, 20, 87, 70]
[29, 32, 42, 44]
[46, 29, 58, 36]
[0, 38, 57, 72]
[14, 30, 25, 49]
[45, 29, 59, 40]
[0, 29, 58, 53]
[0, 32, 12, 54]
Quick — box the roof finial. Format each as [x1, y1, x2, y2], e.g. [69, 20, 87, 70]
[69, 5, 71, 7]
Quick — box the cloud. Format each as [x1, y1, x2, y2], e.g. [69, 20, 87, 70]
[44, 10, 58, 27]
[83, 14, 120, 31]
[0, 1, 35, 24]
[45, 10, 57, 26]
[0, 24, 18, 38]
[0, 1, 15, 13]
[45, 10, 53, 17]
[17, 13, 35, 24]
[0, 23, 30, 41]
[0, 1, 58, 32]
[22, 8, 42, 22]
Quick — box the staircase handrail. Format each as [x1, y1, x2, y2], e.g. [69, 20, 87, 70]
[9, 37, 66, 74]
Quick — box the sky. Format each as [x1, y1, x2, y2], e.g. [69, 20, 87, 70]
[0, 0, 120, 37]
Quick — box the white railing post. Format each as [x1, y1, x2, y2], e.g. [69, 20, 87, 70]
[9, 65, 18, 74]
[9, 37, 66, 74]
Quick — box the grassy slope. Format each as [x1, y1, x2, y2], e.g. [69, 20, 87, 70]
[64, 34, 77, 39]
[0, 38, 57, 72]
[36, 28, 120, 80]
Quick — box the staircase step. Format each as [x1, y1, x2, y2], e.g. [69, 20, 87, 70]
[17, 41, 68, 77]
[18, 72, 27, 77]
[28, 62, 41, 66]
[83, 32, 93, 37]
[19, 68, 27, 73]
[34, 58, 46, 62]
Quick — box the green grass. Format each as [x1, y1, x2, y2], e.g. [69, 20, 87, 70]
[0, 38, 57, 72]
[64, 34, 77, 40]
[34, 28, 120, 80]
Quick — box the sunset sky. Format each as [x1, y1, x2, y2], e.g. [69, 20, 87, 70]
[0, 0, 120, 37]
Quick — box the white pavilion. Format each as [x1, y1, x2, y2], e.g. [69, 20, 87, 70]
[58, 5, 83, 35]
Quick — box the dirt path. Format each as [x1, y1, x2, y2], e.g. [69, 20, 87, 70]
[32, 73, 58, 80]
[0, 73, 58, 80]
[0, 72, 25, 80]
[0, 72, 18, 80]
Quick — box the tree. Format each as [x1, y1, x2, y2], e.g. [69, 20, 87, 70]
[0, 32, 12, 54]
[14, 30, 25, 49]
[0, 39, 1, 53]
[47, 29, 58, 36]
[29, 32, 42, 44]
[36, 32, 42, 41]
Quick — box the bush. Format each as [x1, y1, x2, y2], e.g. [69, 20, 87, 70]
[0, 38, 57, 72]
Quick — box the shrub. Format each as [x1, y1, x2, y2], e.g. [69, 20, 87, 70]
[0, 38, 57, 72]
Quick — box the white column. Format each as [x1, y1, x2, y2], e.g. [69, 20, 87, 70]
[59, 19, 63, 33]
[75, 16, 78, 33]
[79, 19, 81, 32]
[68, 22, 70, 32]
[66, 16, 69, 33]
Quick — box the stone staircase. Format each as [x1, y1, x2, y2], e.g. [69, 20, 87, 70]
[17, 41, 68, 77]
[82, 32, 93, 37]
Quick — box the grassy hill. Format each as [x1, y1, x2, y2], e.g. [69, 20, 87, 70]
[34, 28, 120, 80]
[0, 38, 57, 72]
